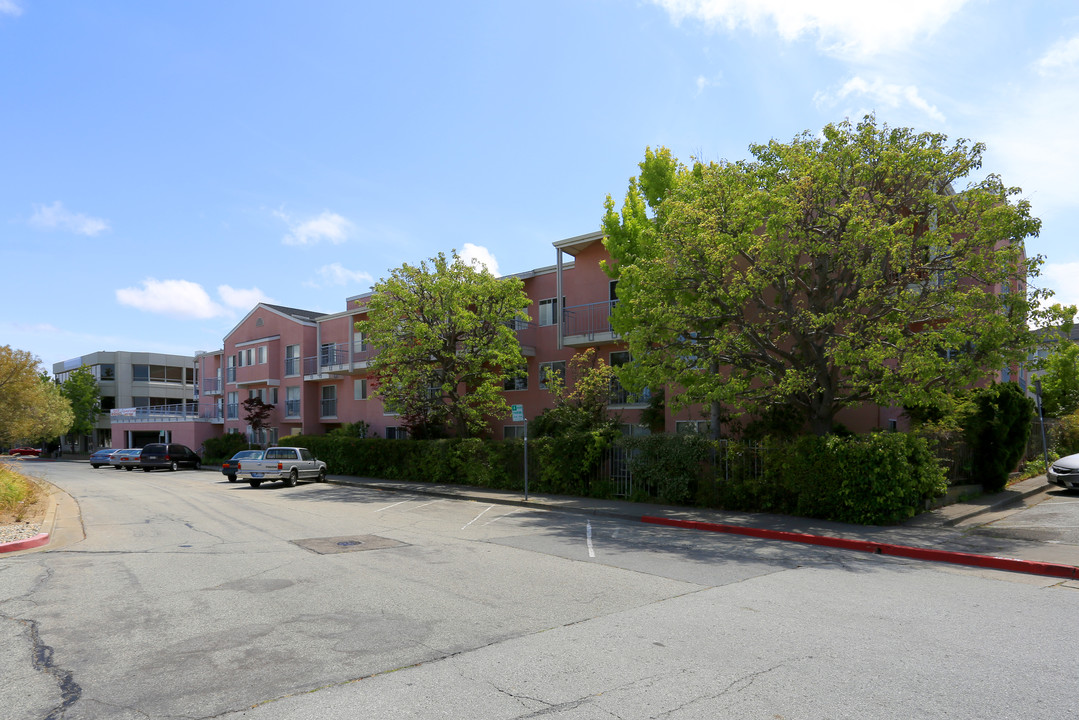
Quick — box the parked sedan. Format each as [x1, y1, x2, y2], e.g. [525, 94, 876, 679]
[1048, 453, 1079, 490]
[221, 449, 263, 482]
[7, 447, 41, 456]
[90, 448, 118, 468]
[110, 448, 142, 471]
[139, 443, 201, 472]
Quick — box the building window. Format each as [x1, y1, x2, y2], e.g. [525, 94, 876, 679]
[97, 364, 115, 381]
[539, 361, 566, 390]
[353, 331, 367, 354]
[285, 345, 300, 376]
[285, 386, 300, 417]
[321, 385, 337, 417]
[354, 378, 367, 401]
[538, 298, 558, 327]
[675, 420, 710, 435]
[386, 426, 408, 440]
[258, 346, 267, 364]
[226, 392, 238, 419]
[503, 369, 528, 391]
[271, 388, 278, 405]
[245, 348, 254, 366]
[133, 364, 150, 381]
[503, 425, 526, 440]
[609, 351, 650, 405]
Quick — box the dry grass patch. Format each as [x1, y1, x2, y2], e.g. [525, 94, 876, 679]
[0, 462, 46, 524]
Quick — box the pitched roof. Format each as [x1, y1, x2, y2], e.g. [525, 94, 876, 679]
[262, 304, 326, 323]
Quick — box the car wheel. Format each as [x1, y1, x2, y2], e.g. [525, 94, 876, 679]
[248, 479, 261, 488]
[170, 461, 178, 471]
[143, 468, 151, 472]
[91, 464, 100, 469]
[284, 468, 298, 488]
[194, 460, 201, 470]
[317, 467, 326, 482]
[227, 474, 237, 483]
[125, 466, 133, 471]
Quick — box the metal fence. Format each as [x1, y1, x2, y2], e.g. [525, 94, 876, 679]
[602, 438, 767, 499]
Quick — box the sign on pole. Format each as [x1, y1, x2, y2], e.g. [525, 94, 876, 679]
[511, 404, 524, 422]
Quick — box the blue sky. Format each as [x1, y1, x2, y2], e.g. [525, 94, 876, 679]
[3, 0, 1078, 372]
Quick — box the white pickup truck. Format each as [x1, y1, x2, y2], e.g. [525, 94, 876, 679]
[236, 446, 328, 488]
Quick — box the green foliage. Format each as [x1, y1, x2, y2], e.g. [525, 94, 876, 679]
[623, 433, 712, 504]
[357, 250, 531, 438]
[528, 430, 618, 496]
[770, 433, 947, 524]
[1052, 410, 1079, 456]
[530, 349, 620, 437]
[202, 433, 254, 463]
[1037, 341, 1079, 417]
[0, 346, 73, 445]
[59, 365, 100, 437]
[329, 421, 374, 439]
[960, 382, 1034, 492]
[0, 464, 42, 521]
[603, 115, 1062, 437]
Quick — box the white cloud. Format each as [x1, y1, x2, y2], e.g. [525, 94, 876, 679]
[275, 209, 354, 245]
[29, 201, 110, 236]
[1037, 35, 1079, 76]
[814, 75, 945, 122]
[311, 263, 374, 288]
[218, 285, 274, 309]
[651, 0, 968, 59]
[0, 1, 22, 17]
[116, 279, 224, 319]
[460, 243, 500, 276]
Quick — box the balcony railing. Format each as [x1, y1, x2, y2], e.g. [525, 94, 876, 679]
[304, 342, 376, 376]
[202, 377, 222, 395]
[563, 300, 617, 338]
[110, 403, 223, 423]
[226, 367, 236, 383]
[284, 356, 301, 376]
[285, 399, 301, 417]
[506, 319, 537, 348]
[609, 380, 650, 406]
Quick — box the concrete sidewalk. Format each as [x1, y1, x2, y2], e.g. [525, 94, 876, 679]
[326, 473, 1079, 577]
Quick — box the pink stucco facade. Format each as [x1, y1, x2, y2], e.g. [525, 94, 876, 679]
[113, 230, 944, 447]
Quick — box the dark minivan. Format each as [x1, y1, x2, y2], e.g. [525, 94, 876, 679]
[140, 443, 202, 472]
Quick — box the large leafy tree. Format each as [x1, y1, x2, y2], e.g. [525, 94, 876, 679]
[603, 116, 1060, 437]
[357, 251, 530, 438]
[0, 346, 74, 445]
[60, 365, 101, 438]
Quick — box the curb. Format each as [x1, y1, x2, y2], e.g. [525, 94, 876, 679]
[642, 515, 1079, 580]
[0, 532, 50, 553]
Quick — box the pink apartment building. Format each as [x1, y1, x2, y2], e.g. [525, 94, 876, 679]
[110, 231, 920, 448]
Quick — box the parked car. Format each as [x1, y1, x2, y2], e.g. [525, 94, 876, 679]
[236, 446, 327, 488]
[110, 448, 142, 471]
[90, 448, 118, 468]
[140, 443, 202, 472]
[6, 446, 41, 459]
[221, 450, 264, 482]
[1048, 453, 1079, 490]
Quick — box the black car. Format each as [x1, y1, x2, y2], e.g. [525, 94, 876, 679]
[140, 443, 202, 472]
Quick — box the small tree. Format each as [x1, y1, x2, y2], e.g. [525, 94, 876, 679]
[961, 382, 1034, 492]
[1038, 342, 1079, 417]
[0, 346, 73, 446]
[531, 349, 619, 437]
[358, 250, 531, 438]
[60, 365, 101, 440]
[242, 397, 275, 448]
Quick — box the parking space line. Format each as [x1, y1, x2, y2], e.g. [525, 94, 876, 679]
[375, 500, 409, 513]
[586, 521, 595, 558]
[462, 505, 495, 529]
[483, 508, 520, 525]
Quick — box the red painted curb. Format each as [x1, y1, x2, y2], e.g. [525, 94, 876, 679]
[641, 516, 1079, 580]
[0, 532, 50, 554]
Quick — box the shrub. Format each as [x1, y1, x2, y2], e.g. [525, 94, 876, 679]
[623, 433, 712, 505]
[202, 433, 253, 464]
[763, 433, 946, 525]
[960, 382, 1035, 492]
[1052, 410, 1079, 456]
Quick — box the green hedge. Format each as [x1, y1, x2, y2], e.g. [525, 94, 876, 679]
[277, 430, 616, 496]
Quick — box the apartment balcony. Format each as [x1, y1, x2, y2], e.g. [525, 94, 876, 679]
[507, 319, 537, 357]
[202, 377, 222, 396]
[304, 342, 376, 380]
[563, 300, 619, 347]
[110, 403, 223, 424]
[609, 381, 651, 408]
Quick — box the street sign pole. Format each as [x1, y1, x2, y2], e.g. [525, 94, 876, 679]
[511, 404, 528, 500]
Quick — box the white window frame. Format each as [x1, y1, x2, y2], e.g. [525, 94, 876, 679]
[538, 298, 558, 327]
